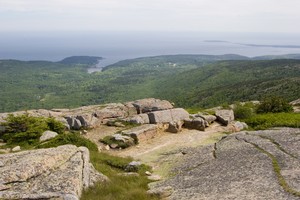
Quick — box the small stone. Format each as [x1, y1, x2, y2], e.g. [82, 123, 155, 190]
[110, 143, 119, 149]
[0, 161, 4, 167]
[83, 130, 88, 134]
[40, 130, 58, 142]
[12, 146, 21, 152]
[105, 145, 110, 150]
[145, 171, 152, 176]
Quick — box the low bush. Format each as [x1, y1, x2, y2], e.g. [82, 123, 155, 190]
[257, 96, 293, 113]
[0, 114, 65, 145]
[233, 103, 255, 120]
[37, 133, 98, 152]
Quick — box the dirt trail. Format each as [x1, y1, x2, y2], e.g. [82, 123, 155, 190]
[85, 123, 228, 177]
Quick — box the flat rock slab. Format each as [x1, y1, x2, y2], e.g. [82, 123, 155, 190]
[122, 124, 158, 142]
[0, 145, 107, 200]
[154, 128, 300, 200]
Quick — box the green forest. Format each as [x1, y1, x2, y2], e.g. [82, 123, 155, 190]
[1, 55, 300, 112]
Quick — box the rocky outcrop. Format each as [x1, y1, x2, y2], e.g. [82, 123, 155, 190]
[0, 145, 108, 200]
[215, 109, 234, 125]
[132, 98, 173, 114]
[122, 124, 158, 142]
[153, 128, 300, 200]
[148, 108, 189, 124]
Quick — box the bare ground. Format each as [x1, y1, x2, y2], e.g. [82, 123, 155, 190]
[84, 122, 228, 177]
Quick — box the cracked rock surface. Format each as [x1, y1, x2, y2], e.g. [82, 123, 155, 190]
[0, 145, 108, 200]
[153, 128, 300, 200]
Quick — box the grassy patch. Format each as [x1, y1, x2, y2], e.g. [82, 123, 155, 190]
[244, 113, 300, 130]
[81, 151, 158, 200]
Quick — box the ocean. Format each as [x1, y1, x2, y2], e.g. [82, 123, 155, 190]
[1, 31, 300, 70]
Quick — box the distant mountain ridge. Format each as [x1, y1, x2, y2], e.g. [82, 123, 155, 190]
[58, 56, 102, 65]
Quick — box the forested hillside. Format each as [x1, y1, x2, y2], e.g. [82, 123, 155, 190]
[1, 55, 300, 112]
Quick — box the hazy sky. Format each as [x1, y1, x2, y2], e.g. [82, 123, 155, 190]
[1, 0, 300, 33]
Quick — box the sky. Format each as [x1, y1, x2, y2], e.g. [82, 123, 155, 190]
[1, 0, 300, 33]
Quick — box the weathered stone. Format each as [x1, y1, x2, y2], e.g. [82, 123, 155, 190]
[76, 115, 90, 127]
[132, 98, 174, 114]
[12, 146, 21, 152]
[122, 124, 158, 142]
[40, 130, 58, 142]
[228, 121, 248, 132]
[65, 116, 81, 130]
[215, 109, 234, 125]
[153, 128, 300, 200]
[148, 108, 189, 124]
[0, 145, 108, 200]
[126, 114, 150, 124]
[184, 118, 206, 131]
[166, 121, 184, 133]
[196, 114, 217, 124]
[123, 102, 138, 116]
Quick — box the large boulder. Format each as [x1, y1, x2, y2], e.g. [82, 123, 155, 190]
[166, 121, 184, 133]
[196, 114, 217, 124]
[122, 124, 158, 142]
[125, 114, 150, 124]
[132, 98, 173, 114]
[39, 130, 58, 142]
[184, 118, 206, 131]
[215, 109, 234, 125]
[65, 116, 82, 130]
[0, 145, 108, 200]
[148, 108, 189, 124]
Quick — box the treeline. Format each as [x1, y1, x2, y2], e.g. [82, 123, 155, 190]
[1, 56, 300, 112]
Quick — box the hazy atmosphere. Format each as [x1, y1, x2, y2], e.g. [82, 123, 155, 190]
[1, 0, 300, 61]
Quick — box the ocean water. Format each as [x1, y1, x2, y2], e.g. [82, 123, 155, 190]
[1, 31, 300, 70]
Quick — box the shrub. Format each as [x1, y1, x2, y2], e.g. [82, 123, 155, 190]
[37, 133, 98, 152]
[257, 96, 293, 113]
[233, 103, 255, 119]
[0, 114, 65, 145]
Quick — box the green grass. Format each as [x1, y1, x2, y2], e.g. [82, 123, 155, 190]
[81, 151, 158, 200]
[244, 113, 300, 130]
